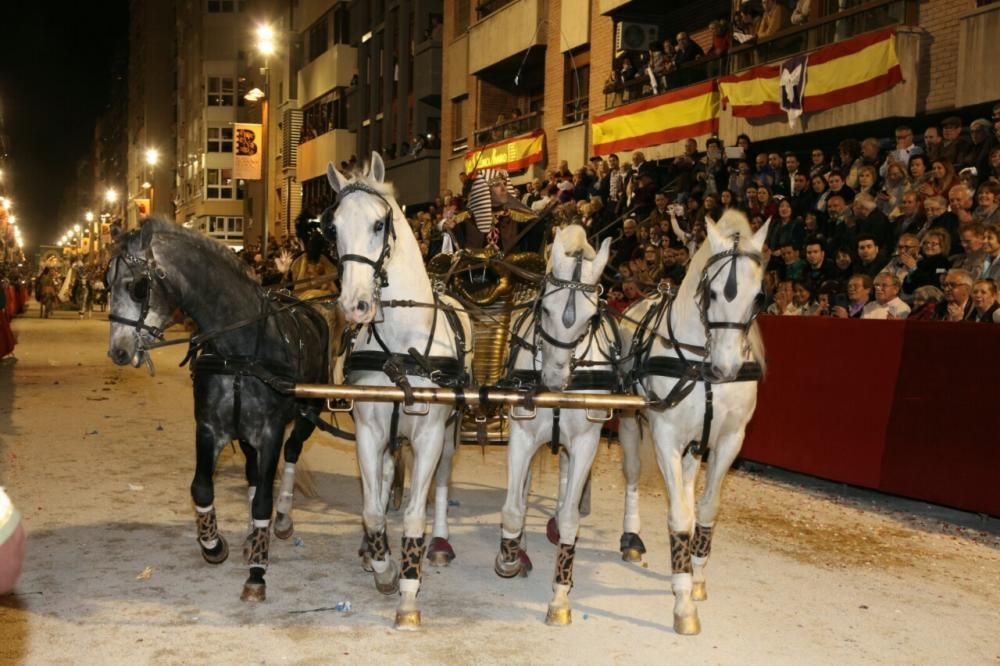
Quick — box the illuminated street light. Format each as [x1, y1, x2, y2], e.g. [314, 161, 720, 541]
[145, 148, 160, 166]
[85, 211, 94, 222]
[73, 224, 81, 234]
[256, 24, 276, 56]
[105, 188, 119, 204]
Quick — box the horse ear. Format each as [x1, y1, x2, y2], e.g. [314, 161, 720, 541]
[326, 162, 348, 194]
[548, 227, 565, 268]
[139, 219, 155, 250]
[370, 151, 386, 183]
[753, 217, 772, 252]
[705, 218, 726, 251]
[592, 237, 612, 283]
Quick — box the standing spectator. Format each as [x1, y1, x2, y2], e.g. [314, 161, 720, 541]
[936, 268, 975, 321]
[965, 119, 998, 177]
[756, 0, 789, 39]
[863, 273, 910, 319]
[967, 279, 1000, 322]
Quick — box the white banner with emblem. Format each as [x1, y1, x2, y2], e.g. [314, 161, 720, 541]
[233, 123, 262, 180]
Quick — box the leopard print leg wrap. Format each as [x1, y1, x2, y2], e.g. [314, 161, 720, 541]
[243, 526, 270, 570]
[554, 543, 576, 588]
[692, 524, 713, 560]
[500, 534, 523, 563]
[670, 531, 693, 575]
[401, 536, 426, 581]
[196, 507, 219, 547]
[366, 528, 391, 561]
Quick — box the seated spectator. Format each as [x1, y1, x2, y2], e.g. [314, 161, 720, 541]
[811, 173, 831, 212]
[606, 282, 631, 314]
[792, 280, 820, 315]
[753, 152, 775, 189]
[852, 192, 893, 252]
[908, 154, 932, 198]
[862, 273, 910, 319]
[803, 240, 834, 292]
[919, 159, 957, 201]
[827, 195, 859, 253]
[837, 140, 863, 190]
[973, 183, 1000, 225]
[812, 280, 841, 316]
[908, 285, 944, 320]
[935, 268, 975, 321]
[951, 223, 987, 278]
[987, 146, 1000, 185]
[803, 210, 830, 248]
[856, 165, 879, 199]
[674, 31, 705, 67]
[894, 190, 925, 239]
[903, 229, 952, 293]
[831, 246, 855, 284]
[751, 186, 779, 221]
[948, 183, 976, 230]
[881, 125, 922, 178]
[914, 196, 957, 247]
[965, 118, 997, 177]
[826, 169, 856, 204]
[779, 242, 807, 281]
[983, 225, 1000, 284]
[881, 233, 921, 293]
[791, 0, 811, 25]
[728, 161, 753, 203]
[940, 116, 970, 168]
[968, 278, 1000, 323]
[809, 148, 829, 179]
[877, 162, 910, 218]
[768, 199, 805, 251]
[860, 139, 882, 174]
[767, 279, 798, 315]
[832, 273, 872, 319]
[855, 234, 889, 279]
[923, 126, 943, 163]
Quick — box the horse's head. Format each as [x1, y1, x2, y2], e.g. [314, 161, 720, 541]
[105, 222, 174, 374]
[539, 226, 611, 390]
[324, 152, 397, 325]
[697, 210, 769, 381]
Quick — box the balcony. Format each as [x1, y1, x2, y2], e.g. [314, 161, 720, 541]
[298, 129, 355, 183]
[385, 152, 442, 206]
[473, 111, 542, 147]
[956, 2, 1000, 107]
[467, 0, 546, 74]
[297, 44, 356, 105]
[413, 39, 442, 104]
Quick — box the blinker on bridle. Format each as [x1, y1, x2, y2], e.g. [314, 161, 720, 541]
[698, 233, 764, 334]
[326, 182, 397, 290]
[106, 252, 170, 345]
[536, 251, 601, 351]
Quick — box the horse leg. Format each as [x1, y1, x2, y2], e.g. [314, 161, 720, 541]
[389, 446, 405, 511]
[357, 426, 399, 595]
[274, 416, 314, 540]
[546, 448, 570, 545]
[691, 430, 745, 602]
[238, 440, 257, 532]
[427, 420, 458, 566]
[191, 424, 229, 565]
[618, 413, 646, 562]
[394, 422, 445, 630]
[546, 429, 601, 626]
[651, 420, 700, 635]
[240, 428, 283, 602]
[496, 425, 541, 578]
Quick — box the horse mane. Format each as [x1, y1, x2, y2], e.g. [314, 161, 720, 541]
[554, 224, 596, 260]
[683, 209, 767, 372]
[129, 217, 261, 290]
[348, 169, 397, 200]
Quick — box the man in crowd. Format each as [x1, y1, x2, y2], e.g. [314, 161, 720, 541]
[779, 242, 807, 281]
[770, 152, 790, 196]
[852, 192, 893, 252]
[936, 268, 975, 320]
[832, 274, 872, 318]
[789, 171, 813, 218]
[606, 153, 627, 211]
[922, 126, 943, 162]
[880, 233, 921, 290]
[941, 116, 970, 167]
[855, 234, 888, 279]
[982, 225, 1000, 284]
[803, 240, 834, 293]
[613, 216, 640, 268]
[826, 169, 855, 204]
[894, 190, 925, 238]
[951, 223, 987, 277]
[862, 273, 910, 319]
[880, 124, 922, 178]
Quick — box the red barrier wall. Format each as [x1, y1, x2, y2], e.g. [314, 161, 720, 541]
[743, 316, 1000, 516]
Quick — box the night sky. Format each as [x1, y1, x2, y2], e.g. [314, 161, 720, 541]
[0, 1, 129, 248]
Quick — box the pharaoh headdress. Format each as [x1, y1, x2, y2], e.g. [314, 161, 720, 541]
[466, 168, 535, 233]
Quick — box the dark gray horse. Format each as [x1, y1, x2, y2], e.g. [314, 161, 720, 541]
[105, 218, 333, 602]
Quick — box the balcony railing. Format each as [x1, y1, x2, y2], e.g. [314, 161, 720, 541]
[604, 54, 725, 110]
[477, 0, 516, 19]
[473, 111, 542, 146]
[563, 95, 589, 124]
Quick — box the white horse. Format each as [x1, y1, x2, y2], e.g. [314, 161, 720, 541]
[493, 225, 614, 625]
[324, 154, 471, 630]
[618, 210, 767, 635]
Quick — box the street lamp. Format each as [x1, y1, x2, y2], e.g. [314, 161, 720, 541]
[252, 22, 276, 258]
[144, 148, 159, 217]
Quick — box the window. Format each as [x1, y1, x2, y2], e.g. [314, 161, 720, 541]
[205, 168, 240, 199]
[333, 5, 350, 44]
[207, 0, 234, 12]
[207, 77, 234, 106]
[300, 88, 348, 142]
[455, 0, 470, 33]
[207, 126, 234, 153]
[202, 216, 244, 242]
[563, 49, 590, 124]
[308, 16, 328, 62]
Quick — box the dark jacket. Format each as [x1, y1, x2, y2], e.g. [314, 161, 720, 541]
[903, 254, 952, 292]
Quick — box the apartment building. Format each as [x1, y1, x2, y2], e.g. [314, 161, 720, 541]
[440, 0, 1000, 193]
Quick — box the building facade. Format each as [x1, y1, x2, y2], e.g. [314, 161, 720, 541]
[440, 0, 1000, 194]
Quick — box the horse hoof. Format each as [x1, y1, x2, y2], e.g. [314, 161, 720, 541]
[545, 605, 572, 626]
[619, 532, 646, 562]
[394, 609, 421, 630]
[273, 514, 293, 540]
[691, 581, 707, 601]
[545, 518, 560, 546]
[673, 613, 701, 635]
[494, 550, 532, 579]
[374, 560, 400, 595]
[361, 554, 374, 573]
[200, 537, 229, 565]
[621, 548, 643, 563]
[240, 582, 266, 602]
[426, 537, 455, 567]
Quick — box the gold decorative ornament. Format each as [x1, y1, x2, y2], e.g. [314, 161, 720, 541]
[545, 605, 572, 626]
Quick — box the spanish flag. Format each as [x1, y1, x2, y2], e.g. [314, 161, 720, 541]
[719, 28, 903, 118]
[464, 130, 546, 175]
[591, 81, 720, 156]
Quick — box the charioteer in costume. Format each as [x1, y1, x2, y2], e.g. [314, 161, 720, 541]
[450, 168, 547, 255]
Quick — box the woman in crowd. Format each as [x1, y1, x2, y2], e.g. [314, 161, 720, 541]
[768, 198, 805, 252]
[908, 285, 945, 320]
[719, 189, 737, 211]
[809, 148, 829, 179]
[837, 138, 863, 189]
[878, 161, 910, 217]
[792, 280, 819, 315]
[919, 159, 957, 200]
[907, 154, 932, 197]
[752, 186, 779, 221]
[856, 165, 880, 199]
[744, 184, 759, 211]
[902, 229, 952, 292]
[968, 279, 1000, 322]
[811, 174, 831, 213]
[973, 183, 1000, 226]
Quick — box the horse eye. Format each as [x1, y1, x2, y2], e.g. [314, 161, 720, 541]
[374, 220, 384, 233]
[709, 289, 718, 301]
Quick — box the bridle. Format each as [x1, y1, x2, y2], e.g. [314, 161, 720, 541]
[106, 251, 173, 347]
[690, 233, 764, 357]
[534, 251, 602, 352]
[325, 182, 396, 291]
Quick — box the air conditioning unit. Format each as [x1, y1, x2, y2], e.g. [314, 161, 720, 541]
[616, 22, 660, 52]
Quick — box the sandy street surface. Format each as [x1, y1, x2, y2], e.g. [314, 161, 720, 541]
[0, 306, 998, 665]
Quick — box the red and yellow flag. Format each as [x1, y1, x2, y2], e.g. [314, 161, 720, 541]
[591, 81, 720, 156]
[464, 130, 545, 175]
[719, 28, 902, 118]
